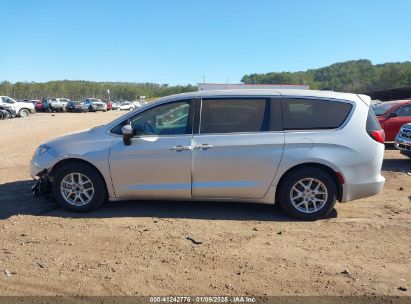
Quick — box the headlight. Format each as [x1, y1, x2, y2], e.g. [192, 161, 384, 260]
[34, 145, 50, 159]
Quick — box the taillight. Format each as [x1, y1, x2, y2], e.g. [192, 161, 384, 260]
[366, 109, 385, 144]
[368, 129, 385, 143]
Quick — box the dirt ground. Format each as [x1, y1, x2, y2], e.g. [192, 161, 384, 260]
[0, 112, 410, 296]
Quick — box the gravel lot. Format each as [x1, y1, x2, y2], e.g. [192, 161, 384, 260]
[0, 112, 410, 296]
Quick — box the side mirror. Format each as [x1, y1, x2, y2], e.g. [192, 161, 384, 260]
[121, 124, 133, 146]
[388, 112, 398, 118]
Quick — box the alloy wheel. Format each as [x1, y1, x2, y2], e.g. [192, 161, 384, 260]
[289, 178, 328, 213]
[60, 172, 95, 206]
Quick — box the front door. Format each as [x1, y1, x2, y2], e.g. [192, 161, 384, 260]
[109, 99, 194, 199]
[191, 97, 284, 199]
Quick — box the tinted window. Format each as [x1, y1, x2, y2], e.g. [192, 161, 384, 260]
[282, 98, 352, 130]
[1, 97, 14, 104]
[200, 98, 269, 134]
[396, 105, 411, 117]
[111, 100, 192, 136]
[366, 108, 382, 131]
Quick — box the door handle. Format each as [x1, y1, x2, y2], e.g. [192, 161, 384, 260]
[170, 145, 190, 152]
[193, 144, 214, 150]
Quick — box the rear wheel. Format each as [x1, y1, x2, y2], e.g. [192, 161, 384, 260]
[278, 167, 337, 220]
[52, 163, 106, 212]
[19, 108, 30, 118]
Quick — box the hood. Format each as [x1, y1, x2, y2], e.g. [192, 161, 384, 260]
[42, 126, 104, 147]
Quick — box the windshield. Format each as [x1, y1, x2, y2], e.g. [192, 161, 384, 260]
[372, 104, 395, 116]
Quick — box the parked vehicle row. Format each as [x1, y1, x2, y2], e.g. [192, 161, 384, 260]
[372, 99, 411, 141]
[0, 96, 35, 118]
[371, 99, 411, 158]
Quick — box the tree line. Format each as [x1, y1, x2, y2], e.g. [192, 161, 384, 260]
[2, 60, 411, 100]
[241, 59, 411, 92]
[0, 80, 197, 101]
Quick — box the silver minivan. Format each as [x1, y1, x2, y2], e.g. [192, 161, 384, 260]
[31, 90, 385, 220]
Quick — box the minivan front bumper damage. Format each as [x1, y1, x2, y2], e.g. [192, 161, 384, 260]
[32, 170, 52, 198]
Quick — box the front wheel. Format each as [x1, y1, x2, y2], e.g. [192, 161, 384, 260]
[19, 108, 30, 118]
[278, 167, 337, 220]
[52, 163, 106, 212]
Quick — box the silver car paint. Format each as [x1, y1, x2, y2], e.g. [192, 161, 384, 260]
[109, 134, 192, 199]
[30, 89, 385, 205]
[191, 132, 284, 199]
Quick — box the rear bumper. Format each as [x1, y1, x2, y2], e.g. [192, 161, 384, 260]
[342, 174, 385, 202]
[30, 108, 36, 113]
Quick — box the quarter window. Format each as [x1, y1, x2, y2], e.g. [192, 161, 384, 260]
[200, 98, 269, 134]
[282, 98, 353, 130]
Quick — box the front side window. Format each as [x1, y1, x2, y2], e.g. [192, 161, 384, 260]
[282, 98, 353, 130]
[200, 98, 269, 134]
[396, 105, 411, 117]
[1, 97, 15, 104]
[111, 100, 191, 136]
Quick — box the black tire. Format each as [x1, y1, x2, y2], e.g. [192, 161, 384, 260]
[0, 111, 4, 120]
[5, 110, 11, 119]
[400, 150, 411, 159]
[278, 167, 337, 220]
[52, 162, 107, 212]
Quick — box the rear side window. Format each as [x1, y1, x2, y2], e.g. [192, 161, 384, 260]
[200, 98, 269, 134]
[282, 98, 353, 130]
[366, 108, 382, 131]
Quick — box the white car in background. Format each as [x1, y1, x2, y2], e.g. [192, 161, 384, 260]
[113, 101, 135, 111]
[0, 96, 35, 117]
[132, 100, 143, 108]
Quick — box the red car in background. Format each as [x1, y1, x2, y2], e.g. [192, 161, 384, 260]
[31, 100, 43, 111]
[103, 100, 112, 110]
[372, 100, 411, 142]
